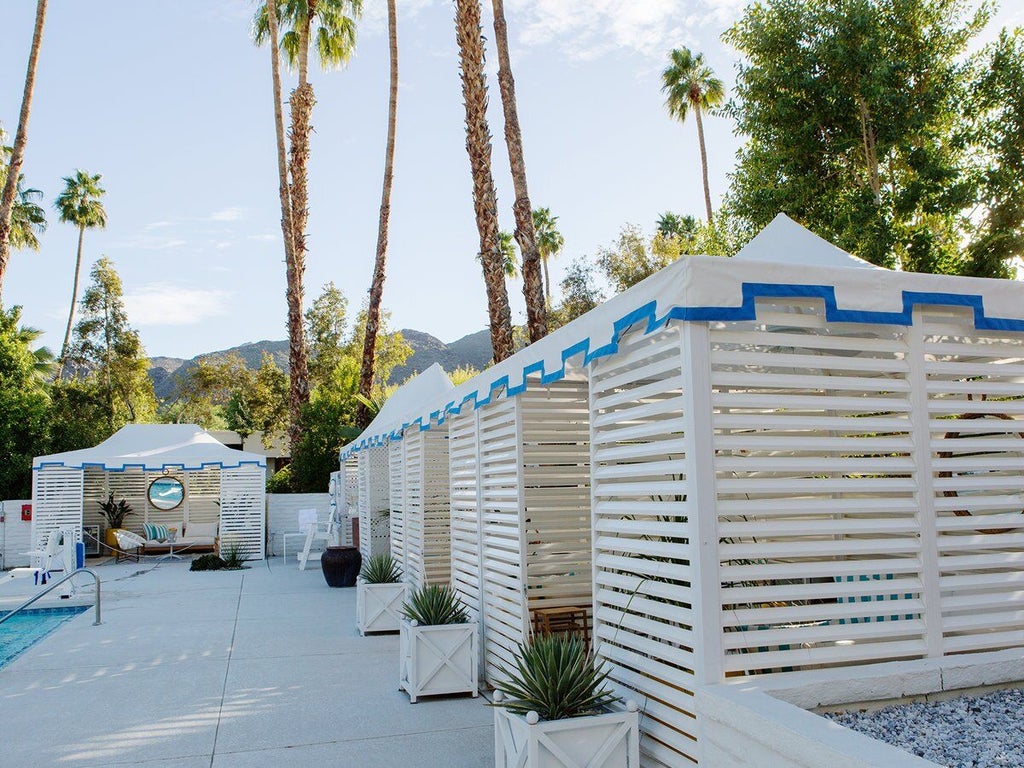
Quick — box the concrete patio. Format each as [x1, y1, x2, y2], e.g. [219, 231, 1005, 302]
[0, 558, 493, 767]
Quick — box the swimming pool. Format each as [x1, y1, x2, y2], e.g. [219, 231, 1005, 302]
[0, 606, 88, 669]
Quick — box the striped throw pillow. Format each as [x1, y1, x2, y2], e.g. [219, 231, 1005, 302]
[143, 522, 157, 540]
[143, 523, 169, 542]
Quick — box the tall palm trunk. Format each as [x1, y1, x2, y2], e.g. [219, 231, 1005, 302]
[491, 0, 545, 344]
[57, 223, 85, 377]
[456, 0, 513, 363]
[267, 0, 297, 283]
[356, 0, 399, 430]
[694, 104, 712, 223]
[542, 256, 551, 307]
[284, 2, 315, 451]
[0, 0, 47, 299]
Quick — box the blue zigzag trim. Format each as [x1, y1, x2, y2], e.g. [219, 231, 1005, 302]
[34, 459, 266, 472]
[339, 281, 1024, 459]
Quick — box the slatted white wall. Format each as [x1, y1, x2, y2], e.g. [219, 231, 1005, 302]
[450, 408, 484, 643]
[358, 446, 391, 561]
[344, 455, 359, 510]
[32, 467, 84, 550]
[589, 326, 701, 766]
[220, 465, 266, 559]
[421, 427, 452, 586]
[710, 301, 925, 675]
[389, 441, 407, 577]
[920, 307, 1024, 655]
[448, 379, 593, 687]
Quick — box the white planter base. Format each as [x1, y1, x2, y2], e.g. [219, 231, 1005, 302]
[356, 580, 406, 635]
[494, 702, 641, 768]
[399, 619, 479, 703]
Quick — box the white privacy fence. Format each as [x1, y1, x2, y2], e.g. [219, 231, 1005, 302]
[358, 445, 391, 561]
[449, 377, 593, 687]
[390, 424, 451, 590]
[588, 301, 1024, 766]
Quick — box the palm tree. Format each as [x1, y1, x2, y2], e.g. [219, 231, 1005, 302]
[55, 170, 107, 376]
[532, 207, 563, 307]
[253, 0, 361, 449]
[355, 0, 398, 430]
[490, 0, 545, 344]
[455, 0, 513, 362]
[662, 47, 724, 224]
[0, 0, 48, 298]
[656, 211, 697, 240]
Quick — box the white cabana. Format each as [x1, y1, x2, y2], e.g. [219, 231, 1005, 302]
[345, 364, 454, 563]
[341, 215, 1024, 766]
[33, 424, 267, 559]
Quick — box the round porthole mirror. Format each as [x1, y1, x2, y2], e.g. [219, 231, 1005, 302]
[148, 476, 185, 511]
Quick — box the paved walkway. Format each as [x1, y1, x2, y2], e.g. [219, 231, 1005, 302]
[0, 558, 493, 767]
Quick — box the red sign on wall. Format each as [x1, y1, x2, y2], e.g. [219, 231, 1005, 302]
[21, 504, 32, 521]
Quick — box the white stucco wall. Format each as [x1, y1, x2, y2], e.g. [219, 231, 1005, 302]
[1, 499, 32, 569]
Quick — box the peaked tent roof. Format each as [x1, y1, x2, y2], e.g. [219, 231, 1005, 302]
[341, 363, 454, 457]
[34, 424, 266, 471]
[341, 215, 1024, 457]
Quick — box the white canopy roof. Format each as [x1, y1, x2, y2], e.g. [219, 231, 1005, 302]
[341, 364, 454, 457]
[341, 214, 1024, 456]
[34, 424, 266, 471]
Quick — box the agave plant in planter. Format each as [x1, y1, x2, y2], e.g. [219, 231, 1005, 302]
[356, 554, 407, 636]
[493, 633, 640, 768]
[399, 584, 478, 703]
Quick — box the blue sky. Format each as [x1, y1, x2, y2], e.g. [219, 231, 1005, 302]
[2, 0, 1020, 359]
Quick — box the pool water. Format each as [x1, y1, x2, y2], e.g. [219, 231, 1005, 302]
[0, 606, 88, 669]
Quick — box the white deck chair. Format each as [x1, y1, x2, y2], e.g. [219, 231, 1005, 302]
[297, 509, 331, 570]
[7, 528, 66, 585]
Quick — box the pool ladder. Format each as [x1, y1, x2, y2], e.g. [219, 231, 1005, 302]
[0, 568, 102, 627]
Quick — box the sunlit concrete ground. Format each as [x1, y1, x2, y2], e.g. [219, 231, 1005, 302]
[0, 556, 493, 767]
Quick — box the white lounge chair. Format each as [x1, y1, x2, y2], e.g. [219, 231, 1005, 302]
[113, 530, 146, 563]
[296, 509, 332, 571]
[7, 527, 67, 585]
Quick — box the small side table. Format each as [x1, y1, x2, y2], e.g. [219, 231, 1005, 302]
[531, 606, 590, 646]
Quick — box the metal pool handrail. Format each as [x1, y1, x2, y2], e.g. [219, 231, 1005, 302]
[0, 569, 102, 627]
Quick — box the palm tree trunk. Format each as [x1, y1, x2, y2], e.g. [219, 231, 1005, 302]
[456, 0, 514, 363]
[542, 255, 551, 308]
[491, 0, 545, 344]
[266, 0, 297, 274]
[694, 104, 713, 224]
[356, 0, 399, 430]
[0, 0, 47, 299]
[284, 3, 315, 452]
[57, 223, 86, 378]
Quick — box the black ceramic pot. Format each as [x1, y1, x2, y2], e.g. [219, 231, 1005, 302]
[321, 545, 361, 588]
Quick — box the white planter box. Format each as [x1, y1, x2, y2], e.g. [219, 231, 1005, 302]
[356, 580, 407, 635]
[494, 700, 641, 768]
[399, 618, 478, 703]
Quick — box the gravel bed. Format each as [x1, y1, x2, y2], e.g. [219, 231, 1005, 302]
[824, 687, 1024, 767]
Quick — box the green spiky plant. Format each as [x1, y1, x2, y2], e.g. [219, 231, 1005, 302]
[401, 584, 469, 626]
[360, 553, 402, 584]
[494, 633, 620, 721]
[220, 542, 248, 569]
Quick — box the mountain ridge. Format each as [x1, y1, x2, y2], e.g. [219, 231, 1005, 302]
[147, 329, 490, 400]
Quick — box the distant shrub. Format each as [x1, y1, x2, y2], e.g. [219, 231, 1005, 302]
[190, 554, 227, 571]
[266, 464, 293, 493]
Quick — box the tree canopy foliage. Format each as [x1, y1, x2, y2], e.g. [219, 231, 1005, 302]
[724, 0, 1023, 276]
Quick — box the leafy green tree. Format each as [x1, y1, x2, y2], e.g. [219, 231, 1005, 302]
[662, 47, 725, 223]
[55, 170, 107, 375]
[962, 29, 1024, 277]
[723, 0, 1017, 276]
[0, 306, 51, 498]
[47, 379, 110, 455]
[595, 225, 685, 293]
[291, 357, 361, 492]
[532, 207, 564, 306]
[344, 306, 412, 391]
[0, 0, 48, 296]
[447, 364, 481, 386]
[252, 0, 363, 453]
[548, 257, 605, 330]
[67, 257, 157, 431]
[499, 231, 518, 278]
[165, 354, 250, 428]
[306, 281, 349, 385]
[226, 352, 289, 448]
